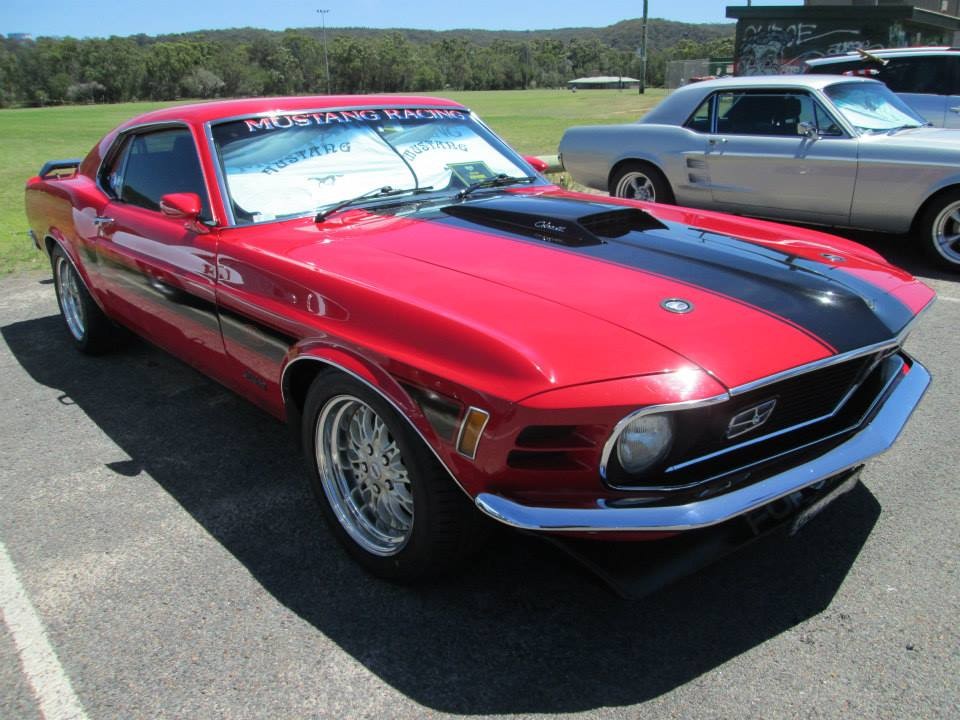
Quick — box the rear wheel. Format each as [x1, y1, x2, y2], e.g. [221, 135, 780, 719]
[610, 161, 675, 204]
[919, 189, 960, 270]
[50, 245, 116, 354]
[302, 373, 482, 580]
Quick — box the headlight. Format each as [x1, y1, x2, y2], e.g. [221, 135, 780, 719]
[616, 413, 673, 474]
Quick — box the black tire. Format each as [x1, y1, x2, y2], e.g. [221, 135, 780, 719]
[609, 161, 675, 204]
[302, 372, 482, 580]
[918, 188, 960, 271]
[50, 245, 117, 354]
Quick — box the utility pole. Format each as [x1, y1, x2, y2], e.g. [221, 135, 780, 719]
[639, 0, 648, 94]
[317, 8, 331, 94]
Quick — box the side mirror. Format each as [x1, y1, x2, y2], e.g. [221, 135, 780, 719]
[797, 121, 819, 140]
[524, 155, 550, 174]
[160, 192, 209, 233]
[160, 192, 202, 219]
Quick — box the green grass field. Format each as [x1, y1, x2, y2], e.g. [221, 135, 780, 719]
[0, 88, 666, 274]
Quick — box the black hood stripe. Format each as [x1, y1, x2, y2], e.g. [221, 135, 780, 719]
[408, 195, 915, 354]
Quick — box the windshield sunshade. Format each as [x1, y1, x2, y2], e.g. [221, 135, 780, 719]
[824, 82, 926, 132]
[211, 108, 530, 224]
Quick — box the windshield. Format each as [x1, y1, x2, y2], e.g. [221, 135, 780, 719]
[823, 82, 926, 132]
[211, 107, 532, 224]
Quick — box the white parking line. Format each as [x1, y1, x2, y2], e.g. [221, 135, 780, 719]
[0, 540, 89, 720]
[939, 296, 960, 303]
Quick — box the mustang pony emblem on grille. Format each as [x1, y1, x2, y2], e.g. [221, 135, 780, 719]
[726, 398, 777, 439]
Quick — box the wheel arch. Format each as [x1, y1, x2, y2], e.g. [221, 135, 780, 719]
[282, 348, 414, 437]
[607, 156, 666, 193]
[44, 231, 102, 308]
[280, 348, 473, 499]
[911, 181, 960, 234]
[43, 228, 73, 258]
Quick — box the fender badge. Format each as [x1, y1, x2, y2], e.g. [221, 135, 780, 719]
[661, 298, 694, 314]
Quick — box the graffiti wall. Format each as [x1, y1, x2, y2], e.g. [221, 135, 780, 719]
[735, 18, 908, 75]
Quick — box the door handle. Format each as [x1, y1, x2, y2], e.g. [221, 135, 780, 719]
[950, 106, 960, 114]
[708, 137, 728, 145]
[92, 215, 114, 237]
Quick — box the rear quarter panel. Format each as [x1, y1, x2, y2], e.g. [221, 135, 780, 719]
[559, 124, 714, 207]
[24, 173, 109, 298]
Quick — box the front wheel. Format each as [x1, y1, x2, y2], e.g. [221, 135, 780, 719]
[919, 189, 960, 270]
[610, 161, 675, 204]
[302, 373, 482, 580]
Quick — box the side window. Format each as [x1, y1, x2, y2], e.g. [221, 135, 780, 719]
[117, 128, 211, 220]
[813, 103, 843, 136]
[717, 92, 810, 136]
[876, 57, 949, 95]
[101, 138, 131, 199]
[685, 95, 713, 133]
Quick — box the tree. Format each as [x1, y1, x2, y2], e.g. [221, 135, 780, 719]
[209, 42, 266, 96]
[328, 36, 373, 93]
[80, 38, 145, 102]
[0, 20, 736, 105]
[281, 32, 324, 93]
[144, 42, 204, 99]
[180, 68, 225, 97]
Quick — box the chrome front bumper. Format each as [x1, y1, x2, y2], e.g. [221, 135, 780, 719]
[475, 360, 930, 533]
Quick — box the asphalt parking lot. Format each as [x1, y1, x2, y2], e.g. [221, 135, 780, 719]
[1, 233, 958, 719]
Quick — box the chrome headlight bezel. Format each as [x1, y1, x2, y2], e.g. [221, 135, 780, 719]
[600, 395, 730, 483]
[614, 412, 674, 475]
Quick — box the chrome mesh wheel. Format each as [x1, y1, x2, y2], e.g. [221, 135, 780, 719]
[55, 255, 86, 341]
[315, 395, 414, 556]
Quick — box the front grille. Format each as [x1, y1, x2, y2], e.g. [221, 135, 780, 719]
[688, 353, 875, 457]
[605, 350, 891, 490]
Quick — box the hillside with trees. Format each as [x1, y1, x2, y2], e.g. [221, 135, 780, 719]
[0, 19, 733, 106]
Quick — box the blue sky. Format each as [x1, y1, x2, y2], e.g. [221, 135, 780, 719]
[2, 1, 802, 38]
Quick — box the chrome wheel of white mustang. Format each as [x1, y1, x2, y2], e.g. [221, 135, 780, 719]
[615, 171, 657, 201]
[315, 395, 414, 556]
[55, 255, 86, 341]
[932, 200, 960, 266]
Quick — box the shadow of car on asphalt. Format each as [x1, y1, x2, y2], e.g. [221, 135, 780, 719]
[2, 310, 880, 714]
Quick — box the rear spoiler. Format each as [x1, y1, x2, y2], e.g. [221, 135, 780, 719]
[38, 158, 82, 179]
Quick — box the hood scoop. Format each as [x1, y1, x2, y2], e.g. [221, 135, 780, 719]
[441, 195, 666, 247]
[578, 208, 667, 238]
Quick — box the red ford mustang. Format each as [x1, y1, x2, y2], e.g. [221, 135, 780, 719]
[24, 96, 934, 581]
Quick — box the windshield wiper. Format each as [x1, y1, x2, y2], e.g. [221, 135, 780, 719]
[880, 124, 925, 134]
[456, 174, 535, 200]
[316, 185, 434, 222]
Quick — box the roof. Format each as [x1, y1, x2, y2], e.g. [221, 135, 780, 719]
[806, 46, 960, 66]
[727, 4, 960, 31]
[568, 76, 640, 84]
[117, 95, 467, 129]
[640, 75, 879, 126]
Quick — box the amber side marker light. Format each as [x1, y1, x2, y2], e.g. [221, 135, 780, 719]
[456, 407, 490, 459]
